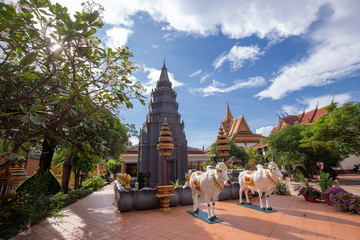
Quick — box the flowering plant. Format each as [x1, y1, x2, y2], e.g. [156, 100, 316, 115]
[325, 186, 360, 215]
[294, 185, 322, 202]
[325, 186, 348, 201]
[332, 192, 360, 215]
[319, 170, 333, 192]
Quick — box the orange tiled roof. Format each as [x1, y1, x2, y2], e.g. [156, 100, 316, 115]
[274, 105, 329, 133]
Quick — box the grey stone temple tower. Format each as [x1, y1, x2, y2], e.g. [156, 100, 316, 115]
[137, 60, 188, 187]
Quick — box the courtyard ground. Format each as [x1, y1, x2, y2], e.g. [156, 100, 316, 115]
[11, 174, 360, 240]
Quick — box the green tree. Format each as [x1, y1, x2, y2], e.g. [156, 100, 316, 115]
[245, 146, 263, 167]
[266, 122, 341, 177]
[207, 138, 249, 167]
[301, 102, 360, 158]
[0, 0, 145, 172]
[53, 109, 132, 193]
[104, 159, 122, 175]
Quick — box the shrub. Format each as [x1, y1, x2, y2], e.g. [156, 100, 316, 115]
[16, 170, 61, 195]
[0, 197, 32, 239]
[294, 185, 322, 201]
[0, 192, 62, 239]
[325, 186, 348, 203]
[50, 192, 79, 208]
[273, 181, 287, 195]
[293, 166, 310, 182]
[247, 158, 257, 169]
[319, 170, 333, 192]
[332, 192, 360, 215]
[81, 176, 107, 191]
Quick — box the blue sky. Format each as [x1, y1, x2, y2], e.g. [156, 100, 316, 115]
[57, 0, 360, 149]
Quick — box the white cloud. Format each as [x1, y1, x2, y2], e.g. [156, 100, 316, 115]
[256, 126, 273, 137]
[282, 93, 353, 115]
[299, 93, 352, 110]
[141, 67, 185, 94]
[190, 69, 202, 77]
[105, 27, 133, 49]
[281, 105, 302, 115]
[161, 25, 172, 31]
[200, 73, 211, 83]
[151, 44, 159, 49]
[54, 0, 360, 101]
[55, 0, 324, 40]
[213, 45, 263, 70]
[189, 76, 266, 97]
[256, 2, 360, 100]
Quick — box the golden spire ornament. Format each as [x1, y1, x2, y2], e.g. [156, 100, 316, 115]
[157, 118, 174, 185]
[216, 127, 230, 160]
[156, 118, 175, 212]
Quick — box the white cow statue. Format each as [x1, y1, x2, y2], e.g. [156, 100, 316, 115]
[239, 155, 284, 210]
[190, 156, 231, 221]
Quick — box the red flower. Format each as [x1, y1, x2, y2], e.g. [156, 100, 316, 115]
[317, 162, 323, 169]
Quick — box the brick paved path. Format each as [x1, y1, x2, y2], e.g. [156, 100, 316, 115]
[11, 179, 360, 240]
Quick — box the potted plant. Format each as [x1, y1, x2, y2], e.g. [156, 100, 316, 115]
[319, 170, 333, 204]
[294, 185, 322, 203]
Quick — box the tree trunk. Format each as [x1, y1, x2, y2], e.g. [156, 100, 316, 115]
[74, 169, 80, 190]
[62, 153, 73, 193]
[38, 137, 57, 174]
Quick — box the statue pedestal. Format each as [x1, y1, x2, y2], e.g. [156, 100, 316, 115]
[156, 185, 175, 212]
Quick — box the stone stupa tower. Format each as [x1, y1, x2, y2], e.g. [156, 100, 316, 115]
[138, 60, 188, 187]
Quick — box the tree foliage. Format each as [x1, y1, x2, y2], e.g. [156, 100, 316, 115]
[206, 138, 249, 167]
[0, 0, 145, 171]
[104, 159, 122, 175]
[301, 102, 360, 158]
[245, 146, 263, 167]
[266, 122, 341, 176]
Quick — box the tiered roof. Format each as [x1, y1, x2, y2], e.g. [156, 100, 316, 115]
[272, 104, 328, 133]
[220, 103, 264, 145]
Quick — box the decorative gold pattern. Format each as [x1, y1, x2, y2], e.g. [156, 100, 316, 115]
[265, 170, 278, 186]
[211, 171, 223, 191]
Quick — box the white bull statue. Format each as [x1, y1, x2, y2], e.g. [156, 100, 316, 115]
[190, 156, 231, 221]
[239, 155, 284, 210]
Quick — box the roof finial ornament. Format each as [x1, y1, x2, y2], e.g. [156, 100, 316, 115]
[163, 57, 166, 67]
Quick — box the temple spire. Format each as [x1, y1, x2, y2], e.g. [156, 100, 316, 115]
[225, 100, 234, 123]
[157, 58, 172, 88]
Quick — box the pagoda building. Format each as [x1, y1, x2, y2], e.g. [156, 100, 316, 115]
[220, 101, 265, 150]
[137, 60, 188, 187]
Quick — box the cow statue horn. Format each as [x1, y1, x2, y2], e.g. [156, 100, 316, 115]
[265, 155, 271, 163]
[213, 154, 218, 164]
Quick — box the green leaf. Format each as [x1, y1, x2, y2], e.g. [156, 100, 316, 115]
[19, 52, 37, 66]
[30, 114, 42, 125]
[21, 114, 30, 123]
[86, 28, 97, 36]
[0, 112, 20, 117]
[30, 104, 40, 111]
